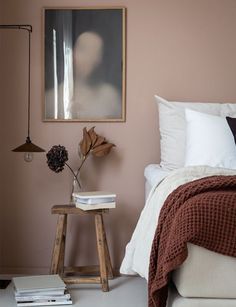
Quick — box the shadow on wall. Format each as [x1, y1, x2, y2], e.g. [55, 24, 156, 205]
[81, 149, 122, 190]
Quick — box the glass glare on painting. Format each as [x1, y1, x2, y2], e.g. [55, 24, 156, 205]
[44, 8, 126, 121]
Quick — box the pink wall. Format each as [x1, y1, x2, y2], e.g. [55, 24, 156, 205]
[0, 0, 5, 268]
[1, 0, 236, 274]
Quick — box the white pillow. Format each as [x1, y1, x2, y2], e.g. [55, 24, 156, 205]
[155, 95, 236, 170]
[185, 109, 236, 169]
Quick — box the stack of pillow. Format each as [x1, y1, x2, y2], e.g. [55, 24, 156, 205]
[155, 95, 236, 171]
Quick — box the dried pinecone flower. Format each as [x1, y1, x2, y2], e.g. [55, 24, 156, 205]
[46, 145, 68, 173]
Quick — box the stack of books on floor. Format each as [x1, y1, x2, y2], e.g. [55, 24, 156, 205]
[12, 274, 72, 306]
[73, 191, 116, 210]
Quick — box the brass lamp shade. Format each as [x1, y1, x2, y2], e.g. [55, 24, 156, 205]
[12, 137, 45, 153]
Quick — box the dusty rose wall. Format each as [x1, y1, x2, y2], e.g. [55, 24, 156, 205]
[1, 0, 236, 274]
[0, 0, 3, 268]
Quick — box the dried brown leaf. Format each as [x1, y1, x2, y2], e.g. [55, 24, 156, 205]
[88, 127, 98, 147]
[93, 136, 106, 148]
[79, 127, 92, 156]
[92, 142, 115, 157]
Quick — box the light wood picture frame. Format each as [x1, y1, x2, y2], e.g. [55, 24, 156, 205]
[43, 7, 126, 122]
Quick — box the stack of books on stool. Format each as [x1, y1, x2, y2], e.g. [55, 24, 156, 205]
[73, 191, 116, 210]
[12, 274, 72, 306]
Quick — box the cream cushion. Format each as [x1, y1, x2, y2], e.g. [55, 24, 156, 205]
[172, 243, 236, 298]
[155, 95, 236, 170]
[168, 286, 236, 307]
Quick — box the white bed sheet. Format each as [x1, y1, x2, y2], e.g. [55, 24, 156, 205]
[144, 164, 170, 200]
[120, 164, 169, 278]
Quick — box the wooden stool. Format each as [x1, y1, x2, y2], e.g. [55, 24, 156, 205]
[50, 205, 113, 292]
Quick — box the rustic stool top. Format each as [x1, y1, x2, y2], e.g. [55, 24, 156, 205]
[51, 204, 109, 215]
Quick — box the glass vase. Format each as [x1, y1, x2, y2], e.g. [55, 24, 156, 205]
[70, 173, 81, 204]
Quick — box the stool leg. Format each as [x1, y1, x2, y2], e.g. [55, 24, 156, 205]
[58, 214, 67, 275]
[50, 214, 66, 274]
[95, 214, 109, 292]
[100, 215, 113, 279]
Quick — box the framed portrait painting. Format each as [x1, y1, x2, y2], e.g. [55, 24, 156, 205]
[43, 7, 126, 122]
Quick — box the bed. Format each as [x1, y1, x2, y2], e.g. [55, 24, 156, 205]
[120, 96, 236, 307]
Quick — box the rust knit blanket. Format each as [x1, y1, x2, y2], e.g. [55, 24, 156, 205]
[148, 175, 236, 307]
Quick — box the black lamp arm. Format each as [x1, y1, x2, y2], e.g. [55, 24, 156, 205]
[0, 24, 32, 139]
[0, 25, 32, 31]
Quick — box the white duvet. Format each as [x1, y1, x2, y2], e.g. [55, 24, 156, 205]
[120, 165, 236, 280]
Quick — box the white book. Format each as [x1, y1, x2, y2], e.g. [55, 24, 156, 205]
[16, 299, 72, 306]
[15, 290, 65, 297]
[13, 275, 66, 295]
[73, 191, 116, 204]
[74, 196, 115, 205]
[75, 202, 116, 211]
[15, 291, 71, 302]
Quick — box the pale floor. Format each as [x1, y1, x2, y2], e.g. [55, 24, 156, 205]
[0, 276, 148, 307]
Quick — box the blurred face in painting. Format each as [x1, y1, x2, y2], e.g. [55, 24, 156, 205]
[74, 31, 103, 80]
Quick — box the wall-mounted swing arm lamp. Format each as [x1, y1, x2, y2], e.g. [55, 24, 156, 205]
[0, 24, 45, 162]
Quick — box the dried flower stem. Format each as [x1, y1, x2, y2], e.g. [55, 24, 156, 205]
[73, 153, 90, 184]
[65, 152, 90, 190]
[65, 162, 81, 188]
